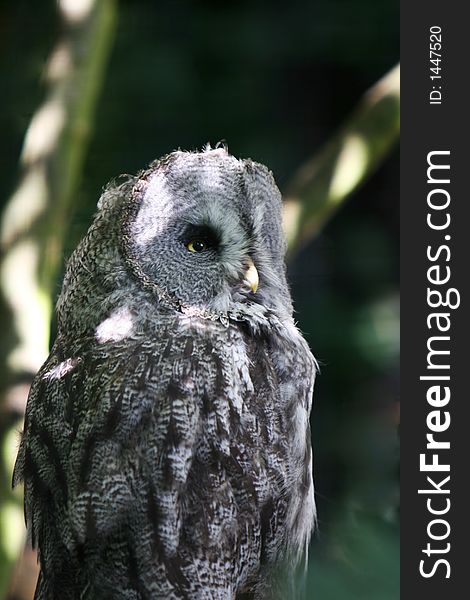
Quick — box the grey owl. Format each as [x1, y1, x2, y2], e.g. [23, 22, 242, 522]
[14, 148, 317, 599]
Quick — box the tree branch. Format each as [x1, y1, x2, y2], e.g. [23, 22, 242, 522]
[283, 64, 400, 257]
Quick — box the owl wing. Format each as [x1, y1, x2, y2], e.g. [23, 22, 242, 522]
[13, 344, 83, 599]
[14, 325, 261, 598]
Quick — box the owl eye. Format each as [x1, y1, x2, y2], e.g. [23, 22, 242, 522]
[187, 239, 209, 253]
[183, 225, 220, 254]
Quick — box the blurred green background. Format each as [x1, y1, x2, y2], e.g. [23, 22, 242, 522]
[0, 0, 399, 598]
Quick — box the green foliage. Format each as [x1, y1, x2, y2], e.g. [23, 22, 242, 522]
[307, 513, 399, 600]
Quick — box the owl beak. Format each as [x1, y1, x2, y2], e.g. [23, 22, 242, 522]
[243, 259, 259, 294]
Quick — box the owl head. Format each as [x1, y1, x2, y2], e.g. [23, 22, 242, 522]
[58, 148, 293, 338]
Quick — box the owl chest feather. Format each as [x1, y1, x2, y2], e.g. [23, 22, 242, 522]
[18, 314, 314, 598]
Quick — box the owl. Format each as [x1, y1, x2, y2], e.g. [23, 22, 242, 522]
[14, 147, 316, 599]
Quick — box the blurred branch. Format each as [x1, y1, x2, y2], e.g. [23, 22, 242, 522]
[0, 1, 117, 597]
[283, 64, 400, 257]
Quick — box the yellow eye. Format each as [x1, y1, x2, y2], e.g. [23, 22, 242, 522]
[187, 239, 207, 253]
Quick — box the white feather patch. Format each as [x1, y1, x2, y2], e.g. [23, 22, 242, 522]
[95, 306, 135, 343]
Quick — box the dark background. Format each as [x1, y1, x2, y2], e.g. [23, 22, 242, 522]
[1, 1, 399, 598]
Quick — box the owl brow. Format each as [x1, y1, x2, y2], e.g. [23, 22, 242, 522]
[181, 223, 221, 246]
